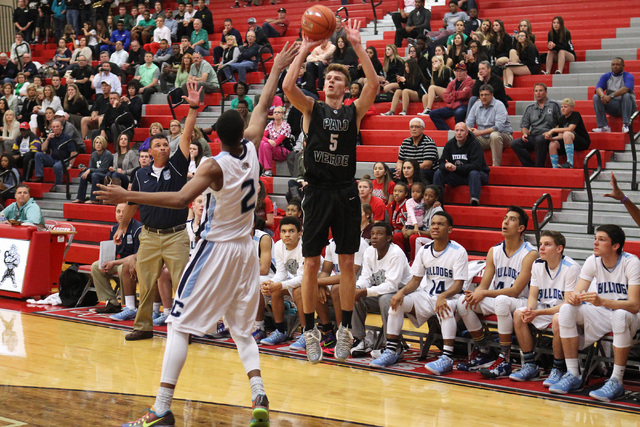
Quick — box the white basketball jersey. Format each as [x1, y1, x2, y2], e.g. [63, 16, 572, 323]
[490, 240, 536, 298]
[200, 140, 259, 242]
[531, 256, 581, 307]
[253, 229, 276, 279]
[325, 238, 369, 276]
[412, 240, 469, 297]
[580, 252, 640, 301]
[356, 243, 412, 296]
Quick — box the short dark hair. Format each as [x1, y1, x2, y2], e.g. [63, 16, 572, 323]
[216, 109, 245, 146]
[236, 98, 249, 108]
[596, 224, 625, 254]
[540, 230, 566, 254]
[479, 84, 494, 94]
[433, 210, 454, 227]
[534, 82, 547, 91]
[234, 81, 249, 93]
[224, 18, 232, 24]
[372, 221, 393, 237]
[507, 205, 529, 234]
[279, 215, 301, 232]
[149, 133, 168, 148]
[15, 183, 30, 193]
[287, 199, 301, 211]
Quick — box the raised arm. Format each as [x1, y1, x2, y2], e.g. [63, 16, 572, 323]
[245, 42, 299, 148]
[347, 19, 378, 123]
[605, 172, 640, 227]
[283, 38, 320, 117]
[177, 81, 202, 158]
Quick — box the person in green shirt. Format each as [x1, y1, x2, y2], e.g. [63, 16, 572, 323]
[134, 52, 160, 103]
[132, 10, 156, 45]
[230, 81, 254, 111]
[1, 184, 44, 225]
[190, 19, 210, 56]
[182, 51, 219, 98]
[114, 5, 134, 31]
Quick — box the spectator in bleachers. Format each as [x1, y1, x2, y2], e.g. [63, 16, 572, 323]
[10, 33, 30, 65]
[51, 0, 66, 40]
[11, 121, 40, 182]
[106, 133, 139, 189]
[51, 75, 66, 99]
[262, 7, 289, 38]
[0, 99, 8, 125]
[96, 90, 133, 142]
[592, 57, 636, 134]
[544, 98, 590, 168]
[20, 75, 42, 97]
[179, 35, 195, 56]
[177, 2, 195, 41]
[133, 52, 159, 104]
[428, 1, 468, 43]
[518, 19, 535, 43]
[215, 35, 240, 83]
[429, 63, 473, 131]
[183, 51, 218, 97]
[99, 49, 122, 76]
[394, 0, 430, 48]
[194, 0, 214, 34]
[447, 33, 467, 67]
[408, 184, 444, 260]
[132, 10, 155, 45]
[120, 83, 143, 126]
[394, 117, 439, 182]
[545, 16, 575, 75]
[152, 40, 173, 67]
[62, 24, 76, 45]
[468, 60, 507, 111]
[417, 55, 452, 116]
[103, 20, 131, 54]
[371, 162, 395, 205]
[360, 204, 374, 242]
[381, 44, 404, 94]
[62, 83, 89, 130]
[13, 0, 34, 43]
[55, 109, 83, 153]
[406, 44, 429, 77]
[164, 8, 178, 43]
[0, 184, 43, 225]
[135, 4, 147, 28]
[69, 38, 93, 67]
[120, 40, 146, 82]
[52, 39, 72, 73]
[358, 178, 386, 222]
[0, 54, 18, 85]
[190, 126, 212, 157]
[145, 16, 171, 54]
[37, 107, 55, 141]
[445, 20, 468, 48]
[0, 111, 20, 155]
[464, 8, 481, 36]
[111, 41, 130, 69]
[138, 122, 164, 151]
[511, 83, 561, 167]
[91, 203, 142, 314]
[257, 104, 291, 177]
[398, 159, 427, 190]
[95, 20, 111, 54]
[0, 83, 17, 116]
[434, 122, 490, 206]
[72, 135, 113, 204]
[161, 52, 191, 94]
[17, 84, 38, 123]
[34, 86, 62, 118]
[329, 16, 346, 46]
[503, 32, 540, 88]
[189, 18, 210, 57]
[113, 4, 134, 31]
[465, 83, 512, 166]
[332, 37, 359, 84]
[81, 80, 110, 138]
[391, 0, 416, 31]
[93, 61, 122, 98]
[18, 54, 38, 82]
[167, 120, 182, 155]
[187, 141, 203, 179]
[471, 30, 491, 55]
[357, 46, 384, 86]
[381, 59, 428, 116]
[226, 31, 262, 84]
[213, 19, 243, 64]
[68, 55, 93, 99]
[488, 19, 512, 68]
[464, 40, 487, 80]
[33, 118, 76, 184]
[246, 17, 269, 51]
[81, 22, 99, 56]
[305, 39, 335, 90]
[151, 1, 164, 20]
[231, 82, 253, 111]
[387, 182, 409, 240]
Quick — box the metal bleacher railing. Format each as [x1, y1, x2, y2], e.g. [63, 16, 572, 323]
[583, 149, 603, 235]
[629, 111, 640, 192]
[532, 192, 553, 246]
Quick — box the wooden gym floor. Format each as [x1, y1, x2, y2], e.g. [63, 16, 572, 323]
[0, 308, 638, 426]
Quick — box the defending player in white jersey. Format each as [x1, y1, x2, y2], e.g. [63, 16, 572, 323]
[456, 205, 538, 378]
[252, 215, 276, 343]
[370, 212, 468, 373]
[508, 230, 580, 383]
[551, 224, 640, 401]
[97, 44, 300, 427]
[351, 222, 411, 358]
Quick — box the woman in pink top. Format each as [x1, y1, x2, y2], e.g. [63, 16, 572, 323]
[258, 106, 291, 177]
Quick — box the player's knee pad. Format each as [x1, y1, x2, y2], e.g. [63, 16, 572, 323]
[558, 303, 579, 328]
[233, 333, 261, 373]
[455, 294, 469, 317]
[494, 295, 512, 317]
[611, 309, 632, 336]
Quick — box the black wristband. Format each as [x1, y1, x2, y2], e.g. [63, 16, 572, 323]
[190, 105, 199, 109]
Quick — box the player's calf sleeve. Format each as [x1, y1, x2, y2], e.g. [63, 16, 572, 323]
[612, 309, 633, 349]
[439, 315, 457, 341]
[234, 333, 261, 374]
[386, 305, 405, 337]
[160, 325, 190, 385]
[558, 303, 579, 338]
[495, 296, 514, 335]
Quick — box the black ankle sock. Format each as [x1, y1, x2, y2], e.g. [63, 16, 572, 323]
[386, 338, 399, 353]
[303, 313, 315, 332]
[275, 322, 286, 334]
[553, 358, 566, 371]
[341, 310, 353, 329]
[322, 323, 333, 333]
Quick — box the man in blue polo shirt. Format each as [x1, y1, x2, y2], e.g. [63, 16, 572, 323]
[112, 83, 196, 341]
[592, 57, 636, 134]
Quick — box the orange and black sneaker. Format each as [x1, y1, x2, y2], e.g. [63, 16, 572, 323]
[121, 407, 175, 427]
[250, 394, 270, 427]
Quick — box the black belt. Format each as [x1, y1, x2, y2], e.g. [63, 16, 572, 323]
[144, 224, 186, 235]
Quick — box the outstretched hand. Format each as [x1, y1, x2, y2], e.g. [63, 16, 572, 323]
[604, 172, 625, 201]
[344, 19, 362, 46]
[272, 41, 301, 72]
[95, 183, 129, 205]
[300, 36, 322, 54]
[182, 81, 202, 108]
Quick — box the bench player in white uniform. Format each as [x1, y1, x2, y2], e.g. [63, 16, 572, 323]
[252, 215, 276, 342]
[349, 223, 410, 357]
[456, 205, 538, 378]
[508, 230, 580, 382]
[371, 212, 468, 373]
[99, 44, 300, 427]
[552, 224, 640, 401]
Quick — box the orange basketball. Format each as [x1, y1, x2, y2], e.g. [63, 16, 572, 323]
[301, 5, 337, 41]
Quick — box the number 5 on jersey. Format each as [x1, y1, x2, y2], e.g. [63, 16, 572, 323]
[329, 134, 338, 151]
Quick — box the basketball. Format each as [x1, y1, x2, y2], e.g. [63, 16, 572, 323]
[301, 5, 337, 41]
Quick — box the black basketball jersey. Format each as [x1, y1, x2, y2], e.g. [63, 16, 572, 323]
[304, 101, 358, 187]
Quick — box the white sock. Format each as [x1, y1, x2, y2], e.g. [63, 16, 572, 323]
[566, 358, 580, 378]
[255, 320, 265, 330]
[153, 302, 161, 313]
[164, 307, 171, 315]
[125, 296, 136, 310]
[154, 386, 174, 415]
[443, 345, 454, 357]
[611, 364, 626, 383]
[249, 376, 265, 401]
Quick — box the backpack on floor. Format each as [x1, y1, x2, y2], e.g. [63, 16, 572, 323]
[58, 264, 97, 307]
